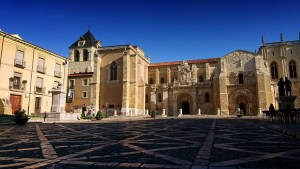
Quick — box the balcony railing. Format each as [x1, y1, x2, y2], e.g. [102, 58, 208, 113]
[37, 66, 46, 74]
[34, 86, 45, 94]
[54, 71, 61, 77]
[14, 59, 26, 68]
[9, 84, 25, 91]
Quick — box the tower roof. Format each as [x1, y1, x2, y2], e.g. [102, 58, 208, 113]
[69, 29, 100, 49]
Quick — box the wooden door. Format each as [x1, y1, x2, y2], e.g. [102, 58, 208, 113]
[10, 94, 21, 114]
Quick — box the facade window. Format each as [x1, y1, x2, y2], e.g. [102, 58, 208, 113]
[272, 51, 275, 56]
[158, 93, 162, 102]
[82, 78, 88, 86]
[67, 90, 74, 103]
[110, 62, 117, 80]
[149, 78, 154, 84]
[291, 50, 293, 54]
[12, 72, 22, 89]
[54, 63, 61, 77]
[53, 81, 59, 88]
[35, 77, 44, 93]
[271, 62, 278, 79]
[238, 74, 244, 84]
[83, 49, 88, 61]
[78, 41, 84, 46]
[74, 50, 80, 62]
[37, 58, 45, 73]
[205, 93, 210, 103]
[82, 91, 88, 98]
[289, 60, 297, 78]
[145, 94, 148, 103]
[69, 79, 75, 89]
[15, 50, 25, 68]
[199, 75, 204, 82]
[160, 77, 165, 84]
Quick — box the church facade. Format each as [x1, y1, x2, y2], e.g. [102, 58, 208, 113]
[66, 30, 300, 116]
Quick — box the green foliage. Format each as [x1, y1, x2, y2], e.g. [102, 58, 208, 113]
[150, 109, 157, 118]
[95, 111, 104, 120]
[14, 109, 29, 125]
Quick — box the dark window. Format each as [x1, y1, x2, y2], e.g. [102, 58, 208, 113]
[271, 62, 278, 79]
[289, 60, 297, 78]
[291, 50, 293, 54]
[74, 50, 80, 62]
[238, 74, 244, 84]
[83, 50, 88, 61]
[199, 75, 204, 82]
[205, 93, 210, 103]
[272, 51, 275, 56]
[160, 77, 165, 84]
[108, 105, 114, 108]
[145, 94, 148, 103]
[110, 62, 117, 80]
[158, 93, 162, 102]
[149, 78, 154, 84]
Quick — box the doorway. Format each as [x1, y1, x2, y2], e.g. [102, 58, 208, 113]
[239, 102, 246, 115]
[10, 94, 21, 114]
[35, 97, 41, 114]
[182, 101, 190, 114]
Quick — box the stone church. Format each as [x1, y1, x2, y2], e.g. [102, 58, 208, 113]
[66, 30, 300, 116]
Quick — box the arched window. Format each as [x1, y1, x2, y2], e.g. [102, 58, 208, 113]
[160, 77, 165, 84]
[145, 94, 148, 103]
[238, 74, 244, 84]
[271, 62, 278, 79]
[110, 62, 117, 80]
[199, 75, 204, 82]
[149, 78, 154, 84]
[289, 60, 297, 78]
[83, 49, 88, 61]
[74, 50, 80, 62]
[158, 93, 162, 102]
[205, 93, 210, 103]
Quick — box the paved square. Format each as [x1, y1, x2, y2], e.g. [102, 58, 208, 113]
[1, 118, 300, 168]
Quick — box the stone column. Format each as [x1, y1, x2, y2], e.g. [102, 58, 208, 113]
[162, 84, 169, 116]
[150, 85, 157, 112]
[198, 108, 201, 115]
[178, 109, 183, 116]
[121, 52, 130, 115]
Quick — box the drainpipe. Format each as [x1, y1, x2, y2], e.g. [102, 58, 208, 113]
[27, 47, 36, 115]
[0, 34, 6, 68]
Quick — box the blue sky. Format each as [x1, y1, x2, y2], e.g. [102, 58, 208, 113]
[1, 0, 300, 63]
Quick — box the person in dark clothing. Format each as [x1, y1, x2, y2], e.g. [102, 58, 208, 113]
[269, 104, 276, 121]
[285, 77, 292, 96]
[82, 104, 87, 115]
[277, 78, 285, 96]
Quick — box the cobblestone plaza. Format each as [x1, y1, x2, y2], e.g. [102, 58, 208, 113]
[1, 118, 300, 169]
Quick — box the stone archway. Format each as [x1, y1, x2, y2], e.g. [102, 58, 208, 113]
[177, 93, 193, 114]
[235, 95, 248, 115]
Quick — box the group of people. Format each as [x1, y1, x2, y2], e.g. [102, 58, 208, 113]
[277, 77, 292, 96]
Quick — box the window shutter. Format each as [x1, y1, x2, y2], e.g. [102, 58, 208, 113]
[36, 78, 43, 87]
[16, 50, 24, 61]
[38, 58, 45, 66]
[55, 64, 61, 72]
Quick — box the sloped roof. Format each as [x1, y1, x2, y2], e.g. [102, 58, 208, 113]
[149, 58, 218, 67]
[69, 30, 99, 49]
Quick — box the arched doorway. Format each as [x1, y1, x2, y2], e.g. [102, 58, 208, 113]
[177, 93, 193, 114]
[182, 101, 190, 114]
[239, 102, 246, 115]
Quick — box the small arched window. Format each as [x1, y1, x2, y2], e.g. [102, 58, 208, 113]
[110, 62, 117, 80]
[160, 77, 165, 84]
[271, 62, 278, 79]
[205, 93, 210, 103]
[238, 74, 244, 84]
[289, 60, 297, 78]
[83, 49, 88, 61]
[149, 78, 154, 84]
[199, 75, 204, 82]
[158, 93, 162, 102]
[74, 50, 80, 62]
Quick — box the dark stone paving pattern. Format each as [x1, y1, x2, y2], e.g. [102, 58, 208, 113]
[1, 118, 300, 168]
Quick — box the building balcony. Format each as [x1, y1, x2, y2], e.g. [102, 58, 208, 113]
[9, 84, 25, 92]
[34, 86, 45, 94]
[37, 66, 46, 74]
[54, 71, 61, 78]
[14, 59, 26, 68]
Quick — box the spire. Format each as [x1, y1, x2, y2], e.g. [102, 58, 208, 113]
[280, 33, 283, 43]
[261, 35, 265, 46]
[88, 25, 90, 32]
[299, 31, 300, 40]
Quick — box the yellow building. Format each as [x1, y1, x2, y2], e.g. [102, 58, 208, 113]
[0, 30, 68, 115]
[66, 30, 150, 115]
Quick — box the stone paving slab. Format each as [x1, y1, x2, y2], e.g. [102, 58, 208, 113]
[1, 118, 300, 168]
